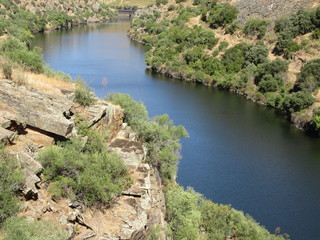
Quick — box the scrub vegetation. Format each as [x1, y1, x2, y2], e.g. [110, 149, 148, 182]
[38, 129, 131, 206]
[108, 93, 188, 181]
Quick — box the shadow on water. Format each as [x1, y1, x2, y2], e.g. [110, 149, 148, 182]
[34, 20, 320, 240]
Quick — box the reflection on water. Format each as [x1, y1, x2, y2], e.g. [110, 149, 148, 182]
[34, 19, 320, 240]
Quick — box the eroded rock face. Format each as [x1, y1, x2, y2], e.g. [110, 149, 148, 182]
[0, 80, 74, 138]
[8, 143, 44, 200]
[71, 100, 124, 139]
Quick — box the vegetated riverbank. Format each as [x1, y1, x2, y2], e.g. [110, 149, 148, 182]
[128, 0, 320, 137]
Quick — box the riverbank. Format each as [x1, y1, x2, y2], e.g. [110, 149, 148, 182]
[128, 2, 320, 136]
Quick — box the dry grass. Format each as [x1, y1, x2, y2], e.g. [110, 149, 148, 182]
[22, 71, 75, 93]
[0, 63, 76, 94]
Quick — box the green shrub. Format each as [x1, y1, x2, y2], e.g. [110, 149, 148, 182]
[107, 93, 188, 182]
[1, 216, 67, 240]
[286, 41, 301, 52]
[202, 57, 225, 75]
[203, 3, 238, 29]
[107, 93, 148, 128]
[222, 43, 249, 73]
[245, 44, 269, 65]
[0, 147, 24, 224]
[218, 41, 228, 51]
[1, 60, 13, 80]
[184, 46, 204, 64]
[225, 23, 240, 34]
[258, 74, 282, 92]
[296, 58, 320, 92]
[311, 28, 320, 39]
[244, 18, 269, 39]
[165, 185, 290, 240]
[282, 91, 315, 113]
[193, 0, 201, 5]
[310, 108, 320, 132]
[38, 138, 130, 206]
[166, 186, 202, 240]
[0, 37, 44, 73]
[257, 58, 288, 77]
[74, 78, 97, 106]
[156, 0, 168, 6]
[168, 5, 176, 11]
[274, 8, 316, 55]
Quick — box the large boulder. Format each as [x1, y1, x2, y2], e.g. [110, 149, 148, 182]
[0, 80, 75, 138]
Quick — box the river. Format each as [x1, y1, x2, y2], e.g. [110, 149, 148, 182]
[34, 19, 320, 240]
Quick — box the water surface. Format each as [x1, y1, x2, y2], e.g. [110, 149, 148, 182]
[34, 19, 320, 240]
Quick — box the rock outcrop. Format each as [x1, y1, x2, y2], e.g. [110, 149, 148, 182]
[0, 80, 74, 138]
[17, 122, 166, 240]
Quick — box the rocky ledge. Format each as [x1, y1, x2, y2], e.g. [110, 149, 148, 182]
[0, 78, 166, 240]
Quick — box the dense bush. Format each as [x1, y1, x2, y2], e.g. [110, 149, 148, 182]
[245, 44, 269, 65]
[0, 216, 67, 240]
[156, 0, 168, 6]
[258, 74, 283, 93]
[274, 8, 316, 55]
[203, 2, 238, 29]
[202, 57, 225, 75]
[311, 28, 320, 39]
[38, 137, 130, 206]
[244, 18, 269, 39]
[184, 46, 204, 64]
[310, 108, 320, 133]
[47, 10, 72, 28]
[257, 58, 288, 77]
[165, 185, 290, 240]
[282, 91, 315, 113]
[222, 43, 249, 73]
[0, 147, 24, 224]
[0, 37, 44, 72]
[74, 78, 97, 106]
[107, 93, 148, 128]
[296, 58, 320, 92]
[107, 93, 188, 181]
[1, 60, 13, 80]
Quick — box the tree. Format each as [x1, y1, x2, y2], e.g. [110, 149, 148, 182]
[258, 74, 282, 93]
[222, 43, 249, 73]
[244, 19, 269, 39]
[204, 3, 238, 28]
[282, 91, 315, 113]
[245, 44, 269, 65]
[296, 59, 320, 92]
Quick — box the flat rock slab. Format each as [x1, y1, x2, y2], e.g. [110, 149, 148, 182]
[0, 80, 74, 138]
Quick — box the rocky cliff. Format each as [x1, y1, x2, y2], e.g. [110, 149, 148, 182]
[0, 76, 166, 240]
